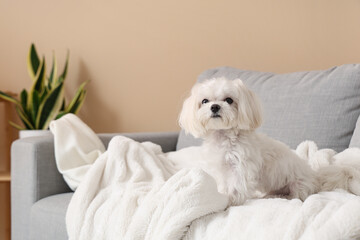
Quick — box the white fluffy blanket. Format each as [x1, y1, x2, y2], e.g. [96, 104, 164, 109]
[66, 136, 228, 240]
[50, 114, 360, 240]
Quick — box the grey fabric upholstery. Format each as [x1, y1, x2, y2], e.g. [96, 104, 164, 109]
[30, 193, 73, 240]
[177, 64, 360, 152]
[11, 132, 178, 240]
[11, 136, 71, 240]
[349, 116, 360, 148]
[176, 130, 202, 150]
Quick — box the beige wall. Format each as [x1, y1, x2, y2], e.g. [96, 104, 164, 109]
[1, 0, 360, 133]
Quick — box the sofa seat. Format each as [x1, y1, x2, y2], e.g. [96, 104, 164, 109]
[30, 193, 73, 240]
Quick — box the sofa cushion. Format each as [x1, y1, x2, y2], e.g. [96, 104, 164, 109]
[176, 129, 203, 150]
[349, 115, 360, 148]
[177, 64, 360, 152]
[30, 192, 73, 240]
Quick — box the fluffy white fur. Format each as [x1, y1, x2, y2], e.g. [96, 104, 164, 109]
[296, 141, 360, 196]
[179, 78, 319, 205]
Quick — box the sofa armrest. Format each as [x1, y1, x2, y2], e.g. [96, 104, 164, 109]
[11, 131, 179, 240]
[11, 135, 70, 240]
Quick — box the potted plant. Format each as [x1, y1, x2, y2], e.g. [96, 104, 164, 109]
[0, 43, 87, 138]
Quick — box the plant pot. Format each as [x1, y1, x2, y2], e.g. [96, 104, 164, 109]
[19, 130, 53, 139]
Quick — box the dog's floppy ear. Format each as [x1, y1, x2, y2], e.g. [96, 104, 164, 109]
[179, 84, 206, 138]
[234, 79, 263, 130]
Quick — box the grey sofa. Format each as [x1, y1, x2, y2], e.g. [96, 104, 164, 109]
[11, 64, 360, 240]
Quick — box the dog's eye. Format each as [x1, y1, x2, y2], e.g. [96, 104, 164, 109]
[202, 99, 209, 104]
[225, 98, 233, 104]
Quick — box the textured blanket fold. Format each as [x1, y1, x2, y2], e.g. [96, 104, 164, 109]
[50, 114, 106, 190]
[184, 190, 360, 240]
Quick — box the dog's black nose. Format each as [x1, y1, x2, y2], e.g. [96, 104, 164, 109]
[211, 104, 221, 113]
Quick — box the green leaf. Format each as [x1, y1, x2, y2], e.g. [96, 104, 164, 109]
[15, 105, 34, 129]
[20, 89, 28, 110]
[60, 99, 65, 111]
[59, 51, 69, 83]
[27, 58, 46, 112]
[9, 121, 25, 130]
[33, 56, 46, 92]
[56, 76, 64, 87]
[20, 89, 32, 120]
[65, 81, 88, 114]
[39, 88, 48, 103]
[48, 52, 57, 89]
[0, 91, 19, 104]
[68, 90, 86, 114]
[27, 43, 40, 81]
[56, 111, 67, 120]
[36, 82, 64, 129]
[31, 90, 40, 124]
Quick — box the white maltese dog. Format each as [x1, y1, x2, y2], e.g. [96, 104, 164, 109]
[178, 77, 319, 205]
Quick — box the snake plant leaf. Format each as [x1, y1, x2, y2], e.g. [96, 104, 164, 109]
[39, 88, 49, 103]
[27, 43, 40, 81]
[48, 52, 57, 89]
[33, 56, 46, 92]
[58, 51, 69, 85]
[28, 58, 46, 112]
[9, 121, 26, 130]
[20, 89, 28, 110]
[75, 90, 87, 114]
[55, 111, 67, 120]
[53, 52, 68, 87]
[60, 99, 66, 111]
[67, 90, 86, 114]
[15, 105, 34, 129]
[31, 90, 40, 124]
[0, 91, 19, 104]
[65, 81, 88, 113]
[20, 89, 32, 119]
[36, 82, 64, 130]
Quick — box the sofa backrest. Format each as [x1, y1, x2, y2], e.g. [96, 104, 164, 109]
[176, 64, 360, 152]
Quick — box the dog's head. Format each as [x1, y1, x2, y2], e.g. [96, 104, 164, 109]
[179, 78, 263, 138]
